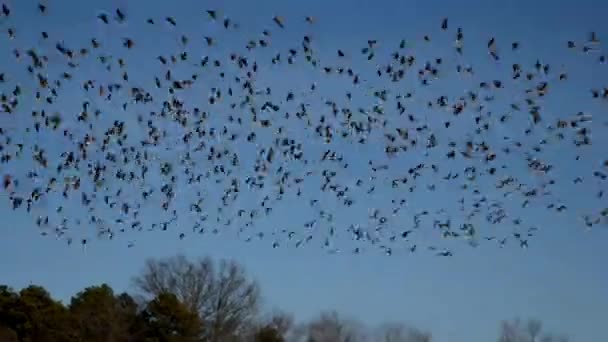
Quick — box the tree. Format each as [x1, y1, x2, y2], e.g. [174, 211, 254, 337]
[302, 311, 368, 342]
[374, 322, 432, 342]
[136, 292, 202, 342]
[0, 285, 22, 337]
[250, 310, 293, 342]
[205, 259, 260, 341]
[68, 284, 137, 342]
[132, 255, 260, 342]
[498, 318, 568, 342]
[12, 285, 73, 342]
[254, 325, 285, 342]
[133, 255, 215, 314]
[0, 326, 19, 342]
[265, 310, 294, 338]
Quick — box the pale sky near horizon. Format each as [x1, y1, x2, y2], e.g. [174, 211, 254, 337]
[1, 0, 607, 341]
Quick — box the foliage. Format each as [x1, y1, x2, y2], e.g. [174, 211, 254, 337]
[136, 292, 202, 342]
[68, 284, 137, 342]
[254, 324, 285, 342]
[10, 285, 72, 341]
[0, 256, 569, 342]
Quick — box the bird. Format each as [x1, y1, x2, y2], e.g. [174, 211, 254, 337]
[273, 16, 284, 28]
[166, 16, 177, 26]
[0, 2, 605, 258]
[1, 3, 10, 17]
[97, 13, 109, 24]
[115, 8, 126, 22]
[206, 10, 217, 20]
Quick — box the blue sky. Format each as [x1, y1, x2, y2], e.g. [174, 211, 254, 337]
[1, 0, 607, 341]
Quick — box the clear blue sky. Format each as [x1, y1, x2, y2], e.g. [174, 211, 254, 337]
[1, 0, 607, 341]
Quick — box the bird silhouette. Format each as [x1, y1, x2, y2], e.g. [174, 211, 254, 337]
[0, 7, 605, 257]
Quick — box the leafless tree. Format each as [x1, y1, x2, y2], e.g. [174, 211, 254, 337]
[297, 310, 368, 342]
[498, 318, 568, 342]
[244, 309, 294, 341]
[374, 322, 432, 342]
[132, 255, 215, 314]
[205, 259, 260, 342]
[265, 309, 294, 337]
[132, 255, 260, 342]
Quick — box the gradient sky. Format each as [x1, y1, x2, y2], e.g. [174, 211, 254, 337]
[1, 0, 608, 341]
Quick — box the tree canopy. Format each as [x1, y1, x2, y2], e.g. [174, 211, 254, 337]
[0, 255, 568, 342]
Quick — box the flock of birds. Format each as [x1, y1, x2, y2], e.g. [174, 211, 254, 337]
[1, 2, 607, 256]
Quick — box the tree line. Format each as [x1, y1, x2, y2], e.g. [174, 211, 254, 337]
[0, 255, 568, 342]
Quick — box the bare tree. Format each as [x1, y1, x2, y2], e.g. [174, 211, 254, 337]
[498, 318, 568, 342]
[246, 310, 294, 342]
[526, 319, 542, 341]
[264, 310, 294, 337]
[300, 311, 368, 342]
[205, 259, 260, 342]
[132, 255, 215, 314]
[132, 255, 260, 342]
[374, 322, 432, 342]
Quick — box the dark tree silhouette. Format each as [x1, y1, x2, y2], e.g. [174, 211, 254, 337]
[0, 256, 572, 342]
[136, 292, 202, 342]
[68, 284, 137, 342]
[254, 324, 285, 342]
[7, 285, 72, 342]
[0, 285, 21, 340]
[0, 326, 19, 342]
